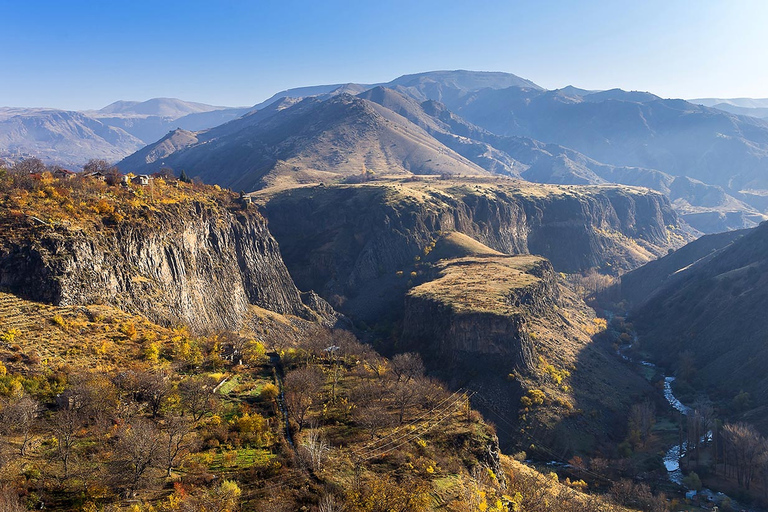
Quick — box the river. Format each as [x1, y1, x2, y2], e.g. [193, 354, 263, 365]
[617, 336, 748, 508]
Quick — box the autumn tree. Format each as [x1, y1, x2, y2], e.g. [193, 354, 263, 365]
[0, 394, 39, 456]
[390, 352, 425, 383]
[723, 422, 766, 489]
[284, 366, 324, 432]
[178, 375, 219, 421]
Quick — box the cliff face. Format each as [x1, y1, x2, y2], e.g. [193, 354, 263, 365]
[262, 179, 692, 322]
[0, 201, 310, 332]
[401, 256, 557, 374]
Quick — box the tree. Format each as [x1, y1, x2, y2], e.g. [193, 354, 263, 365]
[723, 422, 766, 489]
[0, 394, 39, 456]
[298, 427, 329, 471]
[627, 400, 655, 448]
[284, 367, 324, 432]
[12, 157, 47, 175]
[391, 352, 425, 383]
[49, 407, 83, 481]
[179, 375, 219, 421]
[392, 379, 420, 425]
[129, 369, 171, 418]
[117, 419, 161, 491]
[179, 170, 191, 183]
[158, 414, 195, 477]
[83, 159, 115, 174]
[352, 402, 395, 440]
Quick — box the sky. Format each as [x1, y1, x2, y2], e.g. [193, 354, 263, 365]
[1, 0, 767, 110]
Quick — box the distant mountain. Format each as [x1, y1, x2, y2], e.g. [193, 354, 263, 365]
[409, 85, 768, 206]
[94, 97, 227, 118]
[118, 94, 488, 191]
[0, 108, 144, 166]
[250, 70, 543, 110]
[357, 87, 764, 233]
[251, 83, 371, 110]
[691, 98, 768, 109]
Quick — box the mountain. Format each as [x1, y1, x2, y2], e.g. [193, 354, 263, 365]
[118, 94, 489, 190]
[691, 98, 768, 109]
[387, 84, 768, 207]
[357, 86, 765, 233]
[0, 108, 145, 166]
[94, 97, 227, 117]
[249, 70, 543, 111]
[251, 83, 370, 110]
[86, 98, 251, 144]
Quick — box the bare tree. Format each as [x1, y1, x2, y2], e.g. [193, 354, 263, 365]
[317, 494, 345, 512]
[49, 407, 83, 481]
[723, 422, 766, 489]
[118, 419, 161, 491]
[392, 379, 420, 425]
[352, 402, 395, 440]
[0, 394, 39, 456]
[158, 414, 195, 477]
[82, 159, 115, 174]
[299, 427, 330, 471]
[178, 375, 219, 421]
[12, 157, 47, 175]
[284, 366, 324, 432]
[390, 352, 425, 383]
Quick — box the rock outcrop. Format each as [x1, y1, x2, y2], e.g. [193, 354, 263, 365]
[262, 179, 693, 322]
[401, 255, 556, 374]
[0, 201, 313, 331]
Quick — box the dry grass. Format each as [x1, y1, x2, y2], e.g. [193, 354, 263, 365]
[0, 291, 176, 373]
[410, 254, 543, 315]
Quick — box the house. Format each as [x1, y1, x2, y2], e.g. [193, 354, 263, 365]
[239, 192, 254, 205]
[86, 171, 107, 181]
[131, 175, 151, 186]
[53, 168, 76, 180]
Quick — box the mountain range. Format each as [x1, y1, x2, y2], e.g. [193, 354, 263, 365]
[5, 70, 768, 234]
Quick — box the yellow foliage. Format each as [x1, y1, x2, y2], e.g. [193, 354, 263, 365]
[0, 328, 21, 343]
[0, 361, 6, 377]
[144, 342, 160, 363]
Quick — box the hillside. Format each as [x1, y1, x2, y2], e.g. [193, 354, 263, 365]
[0, 166, 651, 510]
[260, 178, 691, 323]
[624, 221, 768, 432]
[117, 94, 489, 190]
[402, 252, 652, 454]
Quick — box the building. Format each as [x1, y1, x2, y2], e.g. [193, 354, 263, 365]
[53, 168, 76, 180]
[131, 175, 151, 186]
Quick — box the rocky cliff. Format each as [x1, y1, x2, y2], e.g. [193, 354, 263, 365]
[261, 178, 693, 322]
[401, 255, 555, 374]
[0, 200, 314, 332]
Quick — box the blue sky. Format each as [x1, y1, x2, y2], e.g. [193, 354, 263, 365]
[1, 0, 766, 109]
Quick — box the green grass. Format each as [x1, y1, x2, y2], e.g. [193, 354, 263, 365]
[198, 448, 275, 471]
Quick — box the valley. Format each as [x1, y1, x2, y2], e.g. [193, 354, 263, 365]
[2, 69, 768, 511]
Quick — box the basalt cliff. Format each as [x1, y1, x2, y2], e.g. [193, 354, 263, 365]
[0, 184, 326, 332]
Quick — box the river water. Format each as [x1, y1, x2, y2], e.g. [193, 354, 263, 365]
[618, 339, 747, 508]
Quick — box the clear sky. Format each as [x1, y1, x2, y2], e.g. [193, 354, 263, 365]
[1, 0, 766, 110]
